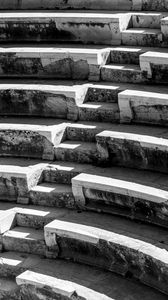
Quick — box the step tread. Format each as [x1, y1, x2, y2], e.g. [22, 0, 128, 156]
[55, 141, 97, 150]
[103, 64, 141, 71]
[3, 226, 44, 240]
[0, 252, 166, 300]
[31, 182, 72, 193]
[122, 28, 161, 34]
[9, 203, 168, 248]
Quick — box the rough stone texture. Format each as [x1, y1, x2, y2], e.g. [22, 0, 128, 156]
[2, 227, 47, 256]
[85, 86, 120, 103]
[84, 188, 168, 227]
[54, 142, 98, 164]
[0, 0, 137, 11]
[0, 13, 123, 45]
[45, 220, 168, 295]
[29, 183, 75, 208]
[96, 131, 168, 173]
[122, 29, 163, 47]
[101, 65, 144, 83]
[78, 103, 119, 122]
[0, 87, 78, 120]
[118, 89, 168, 125]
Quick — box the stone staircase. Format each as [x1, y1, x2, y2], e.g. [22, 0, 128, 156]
[0, 1, 168, 299]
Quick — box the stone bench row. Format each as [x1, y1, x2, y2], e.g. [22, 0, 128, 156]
[1, 12, 168, 45]
[1, 208, 168, 295]
[0, 0, 167, 11]
[0, 83, 168, 126]
[1, 122, 168, 171]
[0, 48, 167, 83]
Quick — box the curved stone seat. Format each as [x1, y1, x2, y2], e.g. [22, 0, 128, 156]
[72, 173, 168, 227]
[96, 130, 168, 173]
[44, 219, 168, 295]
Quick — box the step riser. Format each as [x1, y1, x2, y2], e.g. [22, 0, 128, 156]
[2, 236, 47, 256]
[29, 190, 75, 209]
[122, 31, 162, 47]
[110, 50, 142, 65]
[85, 86, 120, 103]
[101, 68, 143, 83]
[54, 147, 98, 164]
[78, 105, 119, 123]
[131, 14, 162, 29]
[43, 167, 79, 185]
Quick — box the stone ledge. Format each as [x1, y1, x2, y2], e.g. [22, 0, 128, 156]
[72, 173, 168, 226]
[96, 130, 168, 172]
[0, 48, 110, 81]
[44, 219, 168, 294]
[118, 89, 168, 125]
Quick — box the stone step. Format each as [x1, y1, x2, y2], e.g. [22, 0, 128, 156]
[0, 12, 126, 45]
[54, 141, 98, 164]
[78, 102, 119, 122]
[140, 51, 168, 82]
[96, 130, 168, 172]
[2, 226, 47, 256]
[44, 219, 168, 294]
[109, 46, 167, 64]
[72, 172, 168, 227]
[101, 63, 143, 83]
[0, 157, 47, 204]
[122, 28, 162, 47]
[0, 253, 166, 300]
[0, 47, 109, 81]
[110, 47, 145, 64]
[29, 182, 74, 208]
[43, 160, 168, 187]
[66, 122, 114, 142]
[131, 13, 163, 29]
[0, 83, 87, 120]
[67, 121, 168, 142]
[0, 119, 67, 160]
[118, 89, 168, 125]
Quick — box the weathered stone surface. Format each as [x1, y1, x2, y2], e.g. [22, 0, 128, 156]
[29, 183, 75, 208]
[0, 48, 108, 81]
[72, 173, 168, 227]
[78, 102, 119, 122]
[0, 12, 123, 45]
[45, 220, 168, 294]
[2, 227, 47, 256]
[0, 161, 47, 202]
[54, 141, 98, 164]
[118, 89, 168, 125]
[122, 28, 163, 47]
[101, 64, 144, 83]
[140, 51, 168, 82]
[0, 84, 81, 120]
[96, 130, 168, 173]
[0, 123, 67, 160]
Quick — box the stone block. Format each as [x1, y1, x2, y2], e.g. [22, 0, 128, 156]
[118, 89, 168, 125]
[96, 130, 168, 173]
